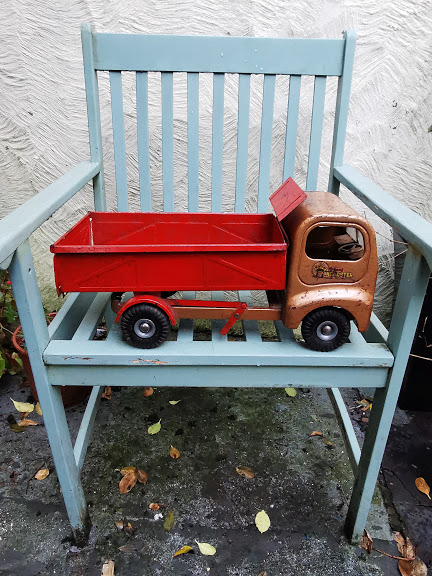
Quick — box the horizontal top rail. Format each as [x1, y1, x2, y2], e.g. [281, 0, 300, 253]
[0, 161, 100, 268]
[91, 31, 346, 76]
[334, 164, 432, 270]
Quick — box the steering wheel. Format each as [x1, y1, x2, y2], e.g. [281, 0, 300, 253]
[338, 242, 363, 255]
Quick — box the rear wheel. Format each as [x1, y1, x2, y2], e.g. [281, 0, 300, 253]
[301, 307, 350, 352]
[121, 304, 170, 349]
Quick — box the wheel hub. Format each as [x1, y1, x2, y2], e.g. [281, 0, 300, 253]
[134, 318, 156, 338]
[317, 320, 338, 341]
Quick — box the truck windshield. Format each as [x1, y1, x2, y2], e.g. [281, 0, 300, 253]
[305, 225, 365, 261]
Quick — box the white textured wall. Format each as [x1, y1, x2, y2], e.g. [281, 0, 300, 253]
[1, 0, 431, 314]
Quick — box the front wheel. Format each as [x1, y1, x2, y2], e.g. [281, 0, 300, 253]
[121, 304, 170, 349]
[301, 307, 350, 352]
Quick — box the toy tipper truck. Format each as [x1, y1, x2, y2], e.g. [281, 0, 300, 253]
[51, 179, 378, 352]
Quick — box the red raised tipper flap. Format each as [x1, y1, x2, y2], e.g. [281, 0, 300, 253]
[270, 177, 307, 221]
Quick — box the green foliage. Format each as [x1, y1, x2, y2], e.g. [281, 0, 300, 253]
[0, 270, 20, 378]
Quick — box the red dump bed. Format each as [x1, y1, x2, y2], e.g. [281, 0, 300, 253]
[51, 212, 287, 294]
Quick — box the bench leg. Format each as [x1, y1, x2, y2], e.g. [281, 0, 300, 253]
[9, 241, 90, 543]
[345, 247, 429, 543]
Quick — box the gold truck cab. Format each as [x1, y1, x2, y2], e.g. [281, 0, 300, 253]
[280, 192, 378, 351]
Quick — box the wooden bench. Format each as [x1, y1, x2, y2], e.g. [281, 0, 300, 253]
[1, 23, 431, 544]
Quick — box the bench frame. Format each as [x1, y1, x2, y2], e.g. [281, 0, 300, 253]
[1, 24, 431, 544]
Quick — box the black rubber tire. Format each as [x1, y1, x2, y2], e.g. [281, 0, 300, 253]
[301, 307, 350, 352]
[121, 304, 170, 349]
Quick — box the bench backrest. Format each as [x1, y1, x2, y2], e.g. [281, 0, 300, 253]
[81, 24, 356, 214]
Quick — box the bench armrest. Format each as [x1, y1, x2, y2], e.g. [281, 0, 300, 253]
[0, 161, 100, 267]
[334, 164, 432, 269]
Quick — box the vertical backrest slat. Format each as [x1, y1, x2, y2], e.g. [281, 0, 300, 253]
[328, 31, 356, 194]
[187, 73, 200, 211]
[283, 75, 301, 182]
[81, 23, 106, 211]
[234, 74, 251, 213]
[161, 72, 174, 211]
[109, 71, 128, 210]
[306, 75, 327, 191]
[257, 74, 276, 212]
[211, 73, 225, 212]
[136, 72, 152, 211]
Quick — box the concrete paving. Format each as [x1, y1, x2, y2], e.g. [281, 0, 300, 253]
[0, 373, 410, 575]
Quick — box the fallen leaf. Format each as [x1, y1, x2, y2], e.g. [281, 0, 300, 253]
[20, 411, 31, 419]
[169, 445, 180, 459]
[284, 387, 297, 397]
[17, 419, 39, 427]
[360, 529, 373, 554]
[322, 437, 335, 448]
[136, 469, 148, 484]
[163, 508, 175, 532]
[394, 531, 406, 554]
[148, 419, 162, 435]
[149, 503, 160, 511]
[102, 386, 112, 400]
[361, 418, 369, 423]
[415, 477, 431, 499]
[361, 405, 369, 412]
[173, 545, 193, 557]
[258, 572, 267, 576]
[236, 465, 255, 479]
[255, 510, 270, 533]
[169, 400, 181, 405]
[35, 469, 49, 480]
[11, 398, 34, 413]
[143, 386, 154, 397]
[101, 559, 115, 576]
[393, 532, 416, 560]
[119, 472, 137, 494]
[35, 402, 42, 416]
[310, 431, 323, 437]
[116, 520, 134, 534]
[195, 540, 216, 556]
[398, 559, 427, 576]
[356, 398, 369, 407]
[118, 543, 137, 553]
[120, 466, 137, 475]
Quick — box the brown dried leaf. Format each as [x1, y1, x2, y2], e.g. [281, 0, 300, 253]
[17, 419, 39, 427]
[394, 532, 406, 555]
[169, 445, 180, 459]
[102, 386, 112, 400]
[173, 545, 193, 557]
[415, 477, 431, 500]
[136, 469, 148, 484]
[118, 543, 137, 553]
[356, 399, 369, 407]
[322, 437, 335, 448]
[258, 572, 267, 576]
[360, 529, 373, 554]
[101, 559, 115, 576]
[119, 472, 137, 494]
[20, 411, 31, 419]
[394, 532, 416, 560]
[236, 465, 256, 479]
[398, 559, 427, 576]
[310, 431, 323, 437]
[143, 386, 154, 397]
[149, 503, 160, 511]
[120, 466, 136, 475]
[35, 468, 49, 480]
[163, 508, 175, 532]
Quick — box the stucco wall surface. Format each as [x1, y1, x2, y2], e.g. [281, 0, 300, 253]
[1, 0, 431, 316]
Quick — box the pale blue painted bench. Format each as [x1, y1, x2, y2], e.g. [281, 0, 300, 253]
[1, 24, 431, 544]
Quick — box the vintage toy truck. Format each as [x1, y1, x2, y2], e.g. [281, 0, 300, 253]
[51, 179, 378, 352]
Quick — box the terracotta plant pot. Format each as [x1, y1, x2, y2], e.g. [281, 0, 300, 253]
[12, 324, 91, 409]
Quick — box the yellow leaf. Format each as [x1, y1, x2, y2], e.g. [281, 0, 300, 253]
[255, 510, 270, 533]
[284, 387, 297, 397]
[35, 469, 49, 480]
[415, 477, 431, 499]
[163, 508, 175, 532]
[235, 465, 255, 479]
[170, 445, 180, 459]
[173, 545, 193, 557]
[102, 386, 112, 400]
[169, 400, 181, 405]
[101, 559, 115, 576]
[310, 431, 323, 437]
[195, 540, 216, 556]
[35, 402, 42, 416]
[120, 466, 137, 475]
[322, 437, 335, 447]
[11, 398, 34, 413]
[143, 386, 154, 397]
[148, 419, 162, 435]
[17, 419, 39, 427]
